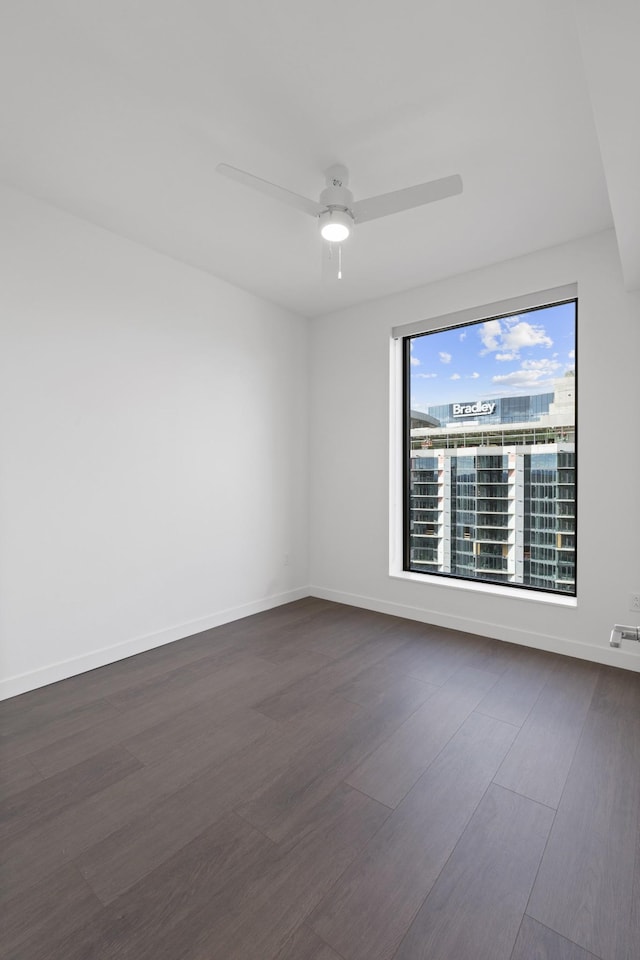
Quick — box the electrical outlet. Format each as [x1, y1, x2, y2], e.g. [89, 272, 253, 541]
[631, 593, 640, 612]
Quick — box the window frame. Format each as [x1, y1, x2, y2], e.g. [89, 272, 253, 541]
[390, 284, 578, 602]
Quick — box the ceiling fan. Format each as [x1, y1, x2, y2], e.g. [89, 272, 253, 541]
[216, 162, 463, 280]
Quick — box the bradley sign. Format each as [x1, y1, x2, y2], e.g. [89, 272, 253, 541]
[452, 401, 496, 418]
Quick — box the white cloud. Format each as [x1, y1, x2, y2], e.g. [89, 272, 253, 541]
[439, 351, 452, 364]
[479, 317, 552, 359]
[459, 331, 467, 341]
[521, 358, 561, 372]
[415, 372, 438, 379]
[469, 371, 480, 379]
[479, 319, 502, 352]
[410, 355, 420, 366]
[492, 370, 551, 389]
[450, 373, 461, 380]
[568, 349, 575, 359]
[492, 357, 561, 391]
[502, 320, 553, 352]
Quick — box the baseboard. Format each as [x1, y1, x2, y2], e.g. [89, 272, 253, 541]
[0, 587, 310, 701]
[308, 585, 640, 672]
[5, 582, 638, 700]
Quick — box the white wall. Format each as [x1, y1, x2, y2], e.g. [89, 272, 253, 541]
[309, 230, 640, 671]
[0, 185, 309, 698]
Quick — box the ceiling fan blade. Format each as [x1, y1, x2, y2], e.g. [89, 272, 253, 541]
[351, 174, 463, 224]
[216, 163, 323, 218]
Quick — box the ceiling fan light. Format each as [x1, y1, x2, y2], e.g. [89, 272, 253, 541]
[319, 208, 352, 243]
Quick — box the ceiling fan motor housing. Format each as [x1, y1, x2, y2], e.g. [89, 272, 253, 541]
[320, 181, 354, 212]
[319, 168, 355, 241]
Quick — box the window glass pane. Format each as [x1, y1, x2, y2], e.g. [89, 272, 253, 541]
[405, 299, 577, 595]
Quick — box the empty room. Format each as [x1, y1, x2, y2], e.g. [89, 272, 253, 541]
[1, 3, 639, 960]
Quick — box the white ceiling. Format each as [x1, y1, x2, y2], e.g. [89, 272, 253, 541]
[1, 1, 637, 317]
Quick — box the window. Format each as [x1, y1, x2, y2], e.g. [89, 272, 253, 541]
[396, 287, 577, 597]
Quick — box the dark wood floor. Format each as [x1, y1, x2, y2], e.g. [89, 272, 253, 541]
[1, 599, 639, 960]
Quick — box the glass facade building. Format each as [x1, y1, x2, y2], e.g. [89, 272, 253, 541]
[426, 392, 553, 428]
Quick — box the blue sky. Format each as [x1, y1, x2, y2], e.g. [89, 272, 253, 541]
[410, 301, 576, 411]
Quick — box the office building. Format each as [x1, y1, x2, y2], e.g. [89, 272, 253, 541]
[408, 375, 576, 592]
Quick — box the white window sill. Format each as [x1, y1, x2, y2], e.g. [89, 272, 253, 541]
[389, 569, 577, 608]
